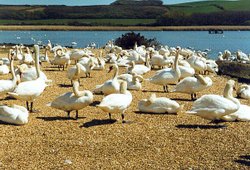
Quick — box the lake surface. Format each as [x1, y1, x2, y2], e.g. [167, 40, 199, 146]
[0, 30, 250, 60]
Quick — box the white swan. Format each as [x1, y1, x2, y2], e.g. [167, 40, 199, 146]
[0, 104, 29, 125]
[151, 51, 173, 69]
[97, 81, 132, 123]
[221, 104, 250, 122]
[172, 74, 213, 100]
[20, 47, 34, 65]
[94, 64, 120, 95]
[8, 45, 48, 112]
[186, 80, 240, 121]
[67, 58, 95, 83]
[50, 48, 71, 70]
[126, 73, 143, 91]
[148, 48, 181, 92]
[126, 53, 150, 75]
[0, 50, 19, 96]
[0, 60, 9, 75]
[47, 80, 93, 119]
[237, 84, 250, 100]
[187, 54, 207, 74]
[138, 93, 182, 114]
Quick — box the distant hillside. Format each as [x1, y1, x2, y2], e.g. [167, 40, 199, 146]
[111, 0, 163, 6]
[0, 0, 250, 26]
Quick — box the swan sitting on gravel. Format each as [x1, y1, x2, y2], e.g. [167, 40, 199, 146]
[0, 60, 9, 75]
[237, 84, 250, 100]
[126, 53, 150, 75]
[94, 64, 121, 95]
[0, 50, 19, 96]
[138, 93, 182, 114]
[186, 80, 240, 121]
[221, 104, 250, 122]
[97, 81, 132, 123]
[8, 45, 48, 112]
[47, 80, 93, 119]
[0, 104, 29, 125]
[172, 74, 212, 100]
[126, 73, 144, 91]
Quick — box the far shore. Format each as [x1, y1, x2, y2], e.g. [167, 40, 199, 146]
[1, 25, 250, 31]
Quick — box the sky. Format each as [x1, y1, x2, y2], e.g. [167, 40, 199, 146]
[0, 0, 206, 5]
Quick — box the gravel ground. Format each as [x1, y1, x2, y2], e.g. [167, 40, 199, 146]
[0, 48, 249, 169]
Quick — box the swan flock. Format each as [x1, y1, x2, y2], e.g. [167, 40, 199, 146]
[0, 42, 249, 125]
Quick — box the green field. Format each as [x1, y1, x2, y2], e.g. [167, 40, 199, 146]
[169, 0, 250, 15]
[0, 19, 156, 26]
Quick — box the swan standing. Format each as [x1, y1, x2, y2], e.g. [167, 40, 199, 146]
[138, 93, 181, 114]
[47, 80, 93, 119]
[97, 81, 132, 123]
[0, 104, 29, 125]
[172, 74, 212, 100]
[148, 48, 181, 92]
[8, 45, 47, 112]
[186, 80, 240, 121]
[0, 50, 19, 96]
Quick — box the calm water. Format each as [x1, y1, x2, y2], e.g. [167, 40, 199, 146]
[0, 30, 250, 59]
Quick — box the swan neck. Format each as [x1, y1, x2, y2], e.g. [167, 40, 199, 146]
[174, 51, 179, 70]
[73, 81, 84, 97]
[10, 57, 16, 80]
[196, 75, 207, 85]
[34, 46, 41, 78]
[113, 65, 119, 79]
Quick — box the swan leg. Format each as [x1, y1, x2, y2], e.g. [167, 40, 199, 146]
[121, 112, 125, 123]
[163, 85, 168, 92]
[194, 93, 197, 100]
[26, 101, 30, 111]
[30, 102, 39, 113]
[67, 111, 71, 118]
[75, 110, 78, 120]
[109, 113, 112, 120]
[191, 93, 194, 101]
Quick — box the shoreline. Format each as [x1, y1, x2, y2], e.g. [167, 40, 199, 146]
[1, 25, 250, 31]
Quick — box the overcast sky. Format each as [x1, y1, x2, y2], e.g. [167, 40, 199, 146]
[0, 0, 206, 5]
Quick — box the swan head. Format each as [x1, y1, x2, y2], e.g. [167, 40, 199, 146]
[108, 64, 118, 73]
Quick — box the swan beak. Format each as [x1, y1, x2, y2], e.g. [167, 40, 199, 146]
[108, 66, 113, 73]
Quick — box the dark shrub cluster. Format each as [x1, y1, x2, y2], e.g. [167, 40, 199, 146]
[114, 32, 160, 49]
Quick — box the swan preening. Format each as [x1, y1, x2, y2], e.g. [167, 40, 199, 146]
[47, 80, 93, 119]
[97, 81, 132, 123]
[186, 80, 240, 121]
[172, 74, 213, 100]
[237, 84, 250, 100]
[138, 93, 182, 114]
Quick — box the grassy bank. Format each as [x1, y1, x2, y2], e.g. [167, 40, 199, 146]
[0, 19, 156, 26]
[1, 25, 250, 31]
